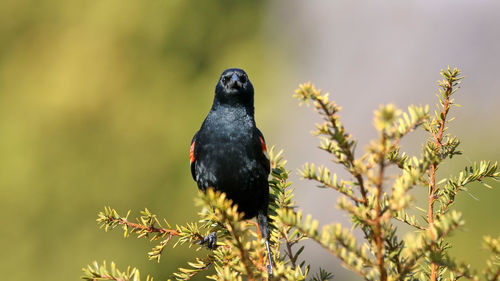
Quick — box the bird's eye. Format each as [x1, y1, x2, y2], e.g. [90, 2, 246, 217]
[222, 76, 229, 84]
[239, 74, 247, 83]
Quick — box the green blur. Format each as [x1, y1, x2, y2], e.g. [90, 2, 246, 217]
[1, 1, 498, 280]
[0, 1, 285, 280]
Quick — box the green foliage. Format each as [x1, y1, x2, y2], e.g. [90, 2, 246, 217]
[483, 236, 500, 280]
[84, 67, 499, 280]
[83, 261, 153, 281]
[96, 207, 205, 262]
[84, 147, 316, 280]
[285, 67, 498, 281]
[310, 268, 334, 281]
[0, 2, 285, 280]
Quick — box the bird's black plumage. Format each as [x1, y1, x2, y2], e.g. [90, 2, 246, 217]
[190, 68, 273, 275]
[190, 68, 270, 220]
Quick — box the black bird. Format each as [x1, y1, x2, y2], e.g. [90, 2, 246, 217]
[190, 68, 273, 276]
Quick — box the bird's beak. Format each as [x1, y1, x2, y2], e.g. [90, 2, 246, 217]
[228, 73, 242, 89]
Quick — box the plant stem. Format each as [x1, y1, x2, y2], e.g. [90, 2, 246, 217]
[428, 164, 439, 281]
[94, 275, 124, 281]
[375, 134, 388, 281]
[315, 97, 369, 206]
[283, 230, 297, 269]
[224, 216, 255, 280]
[320, 181, 365, 203]
[428, 82, 452, 281]
[111, 216, 182, 236]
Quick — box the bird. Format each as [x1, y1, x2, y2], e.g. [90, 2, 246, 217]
[190, 68, 273, 276]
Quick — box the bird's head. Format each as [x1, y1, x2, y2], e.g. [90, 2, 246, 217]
[214, 68, 254, 107]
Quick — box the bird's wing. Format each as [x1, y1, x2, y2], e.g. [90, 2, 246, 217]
[256, 128, 270, 173]
[190, 132, 198, 180]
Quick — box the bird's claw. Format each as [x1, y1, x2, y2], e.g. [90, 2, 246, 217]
[199, 231, 217, 250]
[263, 239, 274, 279]
[267, 264, 273, 278]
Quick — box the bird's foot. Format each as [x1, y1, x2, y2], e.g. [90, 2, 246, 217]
[265, 240, 274, 278]
[267, 263, 273, 278]
[199, 231, 217, 250]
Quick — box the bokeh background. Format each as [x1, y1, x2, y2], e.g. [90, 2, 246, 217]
[1, 1, 499, 280]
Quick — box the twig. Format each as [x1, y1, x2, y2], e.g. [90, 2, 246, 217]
[315, 98, 368, 206]
[393, 216, 425, 231]
[283, 229, 296, 269]
[374, 133, 388, 281]
[313, 180, 365, 204]
[428, 78, 453, 281]
[367, 114, 428, 170]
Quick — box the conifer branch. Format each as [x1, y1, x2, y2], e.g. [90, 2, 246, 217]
[374, 134, 388, 281]
[84, 67, 498, 281]
[426, 67, 463, 281]
[437, 161, 499, 218]
[295, 82, 368, 206]
[278, 209, 375, 280]
[268, 146, 308, 271]
[483, 236, 500, 281]
[393, 213, 425, 230]
[172, 257, 214, 280]
[82, 261, 153, 281]
[98, 207, 182, 237]
[300, 163, 364, 203]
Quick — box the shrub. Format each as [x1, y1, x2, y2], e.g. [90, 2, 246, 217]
[83, 67, 499, 281]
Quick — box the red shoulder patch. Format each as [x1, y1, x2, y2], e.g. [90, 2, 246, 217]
[259, 136, 267, 152]
[190, 141, 195, 164]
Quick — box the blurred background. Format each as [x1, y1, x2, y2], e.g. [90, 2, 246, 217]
[1, 0, 499, 280]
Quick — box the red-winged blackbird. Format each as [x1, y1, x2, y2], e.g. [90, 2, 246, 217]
[190, 68, 273, 276]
